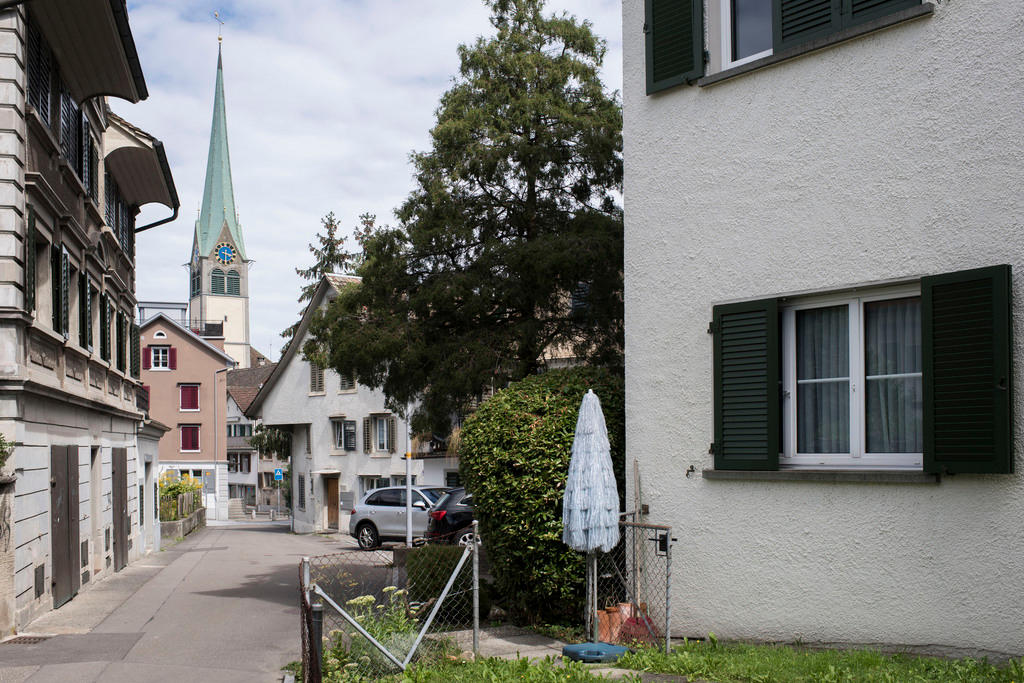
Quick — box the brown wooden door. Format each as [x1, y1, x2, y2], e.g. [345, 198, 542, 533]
[111, 447, 128, 571]
[50, 445, 80, 608]
[326, 478, 339, 529]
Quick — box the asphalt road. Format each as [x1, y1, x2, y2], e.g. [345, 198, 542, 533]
[0, 522, 355, 682]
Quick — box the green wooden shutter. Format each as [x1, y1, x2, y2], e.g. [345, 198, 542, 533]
[25, 207, 36, 313]
[846, 0, 920, 27]
[388, 417, 397, 454]
[78, 272, 87, 347]
[60, 248, 69, 337]
[100, 294, 110, 361]
[363, 417, 371, 453]
[773, 0, 841, 51]
[922, 265, 1013, 474]
[712, 298, 780, 470]
[130, 323, 140, 378]
[85, 279, 93, 349]
[645, 0, 704, 94]
[50, 244, 60, 332]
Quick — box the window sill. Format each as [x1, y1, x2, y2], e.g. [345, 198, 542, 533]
[698, 3, 934, 88]
[702, 468, 939, 484]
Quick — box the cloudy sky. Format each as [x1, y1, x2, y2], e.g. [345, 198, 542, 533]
[121, 0, 623, 360]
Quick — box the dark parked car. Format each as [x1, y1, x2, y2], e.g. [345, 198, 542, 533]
[426, 487, 476, 545]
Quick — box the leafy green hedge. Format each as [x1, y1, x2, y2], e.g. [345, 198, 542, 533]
[459, 367, 624, 623]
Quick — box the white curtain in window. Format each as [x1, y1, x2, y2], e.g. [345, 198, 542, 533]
[865, 298, 922, 453]
[797, 305, 849, 453]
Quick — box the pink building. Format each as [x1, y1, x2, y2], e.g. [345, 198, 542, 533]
[140, 313, 234, 520]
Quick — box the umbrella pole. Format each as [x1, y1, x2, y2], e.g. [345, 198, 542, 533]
[590, 551, 599, 643]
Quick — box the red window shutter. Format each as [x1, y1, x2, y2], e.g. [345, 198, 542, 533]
[180, 385, 199, 410]
[142, 346, 151, 370]
[181, 425, 199, 451]
[169, 346, 177, 369]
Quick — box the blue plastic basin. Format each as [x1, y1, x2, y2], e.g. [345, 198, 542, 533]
[561, 642, 629, 663]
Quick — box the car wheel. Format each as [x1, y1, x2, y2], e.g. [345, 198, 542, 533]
[356, 522, 380, 550]
[456, 528, 477, 547]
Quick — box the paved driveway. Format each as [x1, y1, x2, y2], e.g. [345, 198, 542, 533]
[0, 523, 355, 682]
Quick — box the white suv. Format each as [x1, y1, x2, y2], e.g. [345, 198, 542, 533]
[348, 486, 447, 549]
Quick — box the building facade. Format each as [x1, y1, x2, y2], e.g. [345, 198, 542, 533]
[0, 2, 178, 630]
[140, 313, 233, 520]
[625, 0, 1024, 658]
[226, 362, 285, 508]
[188, 45, 251, 368]
[225, 392, 257, 506]
[247, 276, 445, 534]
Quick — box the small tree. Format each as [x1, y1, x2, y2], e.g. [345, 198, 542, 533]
[249, 425, 292, 507]
[458, 366, 624, 623]
[281, 212, 376, 348]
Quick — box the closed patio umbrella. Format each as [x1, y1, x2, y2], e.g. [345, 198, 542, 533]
[563, 389, 619, 642]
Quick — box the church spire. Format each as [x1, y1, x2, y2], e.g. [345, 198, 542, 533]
[195, 43, 246, 260]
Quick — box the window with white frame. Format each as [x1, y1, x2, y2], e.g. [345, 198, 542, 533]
[780, 288, 922, 470]
[375, 416, 390, 452]
[179, 384, 199, 411]
[180, 425, 200, 453]
[645, 0, 926, 93]
[361, 476, 389, 495]
[331, 419, 345, 450]
[722, 0, 773, 69]
[151, 345, 169, 369]
[710, 265, 1013, 475]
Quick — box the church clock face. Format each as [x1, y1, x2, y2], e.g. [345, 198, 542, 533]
[215, 242, 236, 265]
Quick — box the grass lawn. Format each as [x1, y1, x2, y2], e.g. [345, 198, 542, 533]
[402, 656, 628, 682]
[616, 639, 1024, 683]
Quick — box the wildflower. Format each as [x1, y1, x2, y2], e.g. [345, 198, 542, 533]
[382, 585, 398, 593]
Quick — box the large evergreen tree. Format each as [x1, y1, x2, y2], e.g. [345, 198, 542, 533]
[306, 0, 623, 431]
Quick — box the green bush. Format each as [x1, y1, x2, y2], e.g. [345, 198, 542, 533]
[458, 367, 624, 624]
[408, 544, 490, 625]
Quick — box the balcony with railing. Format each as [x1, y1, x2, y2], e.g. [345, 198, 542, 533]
[189, 320, 224, 338]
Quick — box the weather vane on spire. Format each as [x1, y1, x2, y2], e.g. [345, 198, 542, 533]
[213, 10, 225, 43]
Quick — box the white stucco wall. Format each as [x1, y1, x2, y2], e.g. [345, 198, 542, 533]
[623, 0, 1024, 658]
[9, 398, 145, 628]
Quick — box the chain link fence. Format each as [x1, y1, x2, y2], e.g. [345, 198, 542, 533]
[298, 519, 673, 681]
[300, 524, 481, 682]
[591, 520, 674, 653]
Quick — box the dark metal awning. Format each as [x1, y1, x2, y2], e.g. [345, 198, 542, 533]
[104, 113, 178, 211]
[31, 0, 147, 104]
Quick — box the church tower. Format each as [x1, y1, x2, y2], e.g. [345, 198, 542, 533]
[189, 43, 251, 368]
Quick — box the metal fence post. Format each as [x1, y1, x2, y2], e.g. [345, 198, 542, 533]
[472, 520, 479, 657]
[664, 530, 672, 654]
[302, 556, 310, 602]
[311, 602, 324, 668]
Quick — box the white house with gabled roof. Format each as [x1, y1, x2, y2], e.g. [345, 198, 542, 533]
[246, 275, 458, 534]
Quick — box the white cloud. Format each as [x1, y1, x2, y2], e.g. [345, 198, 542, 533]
[122, 0, 623, 359]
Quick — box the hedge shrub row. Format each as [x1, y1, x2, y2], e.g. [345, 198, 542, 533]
[458, 367, 624, 623]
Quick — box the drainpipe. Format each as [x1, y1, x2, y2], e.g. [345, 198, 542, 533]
[213, 366, 229, 519]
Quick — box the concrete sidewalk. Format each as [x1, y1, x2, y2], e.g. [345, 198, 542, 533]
[0, 523, 349, 682]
